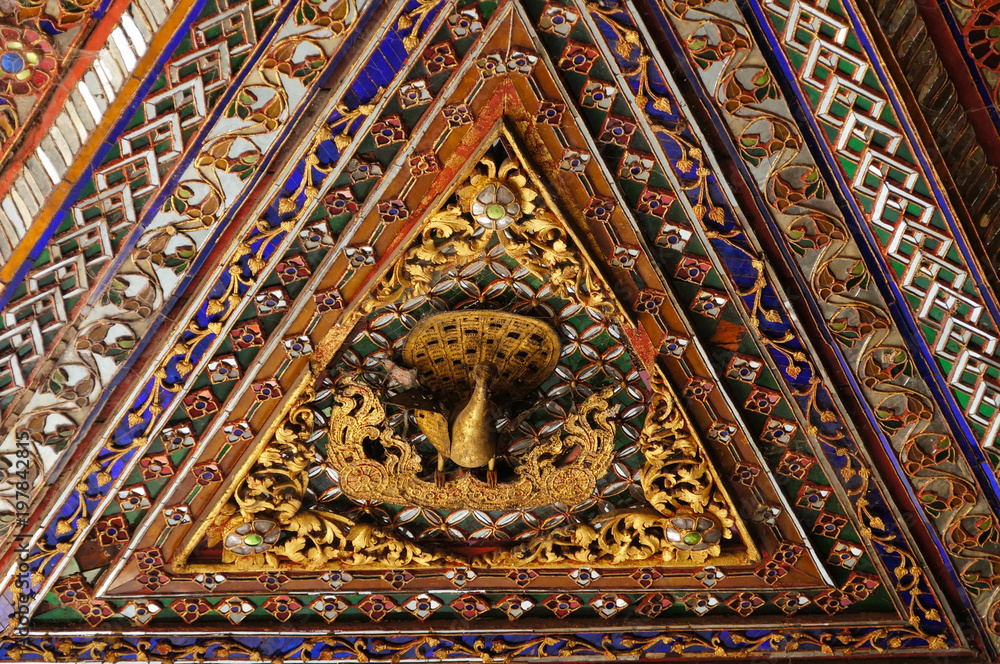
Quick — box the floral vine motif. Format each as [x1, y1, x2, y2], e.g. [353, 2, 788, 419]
[490, 369, 733, 565]
[214, 387, 447, 569]
[836, 445, 948, 637]
[396, 0, 438, 51]
[124, 0, 362, 430]
[325, 375, 619, 510]
[183, 2, 362, 197]
[587, 3, 672, 112]
[591, 8, 810, 374]
[0, 24, 56, 95]
[1, 624, 953, 662]
[0, 0, 379, 609]
[641, 0, 981, 641]
[365, 157, 618, 316]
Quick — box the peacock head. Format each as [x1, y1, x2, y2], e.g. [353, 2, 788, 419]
[471, 363, 496, 385]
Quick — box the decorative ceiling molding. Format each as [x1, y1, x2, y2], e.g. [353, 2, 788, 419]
[864, 0, 1000, 250]
[0, 0, 202, 265]
[0, 0, 389, 552]
[644, 0, 1000, 648]
[2, 0, 1000, 660]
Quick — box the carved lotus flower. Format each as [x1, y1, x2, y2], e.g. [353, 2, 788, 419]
[224, 519, 280, 555]
[665, 513, 723, 551]
[459, 157, 536, 230]
[471, 183, 521, 230]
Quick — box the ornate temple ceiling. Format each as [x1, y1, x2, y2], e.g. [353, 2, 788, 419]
[0, 0, 1000, 661]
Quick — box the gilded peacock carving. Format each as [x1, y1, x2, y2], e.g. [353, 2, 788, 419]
[386, 310, 559, 486]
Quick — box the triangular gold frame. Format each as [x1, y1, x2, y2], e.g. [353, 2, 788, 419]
[176, 119, 757, 571]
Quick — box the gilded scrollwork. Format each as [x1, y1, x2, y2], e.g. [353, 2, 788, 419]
[326, 375, 619, 510]
[216, 151, 738, 569]
[221, 364, 733, 569]
[212, 387, 449, 569]
[4, 625, 951, 662]
[488, 369, 732, 566]
[365, 156, 617, 316]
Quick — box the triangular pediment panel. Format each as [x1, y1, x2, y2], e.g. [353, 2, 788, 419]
[98, 3, 842, 602]
[173, 126, 756, 574]
[6, 2, 973, 657]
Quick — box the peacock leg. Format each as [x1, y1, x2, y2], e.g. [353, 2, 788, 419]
[397, 408, 409, 440]
[486, 456, 497, 487]
[435, 454, 447, 488]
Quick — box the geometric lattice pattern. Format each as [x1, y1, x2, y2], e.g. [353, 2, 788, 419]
[2, 0, 1000, 661]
